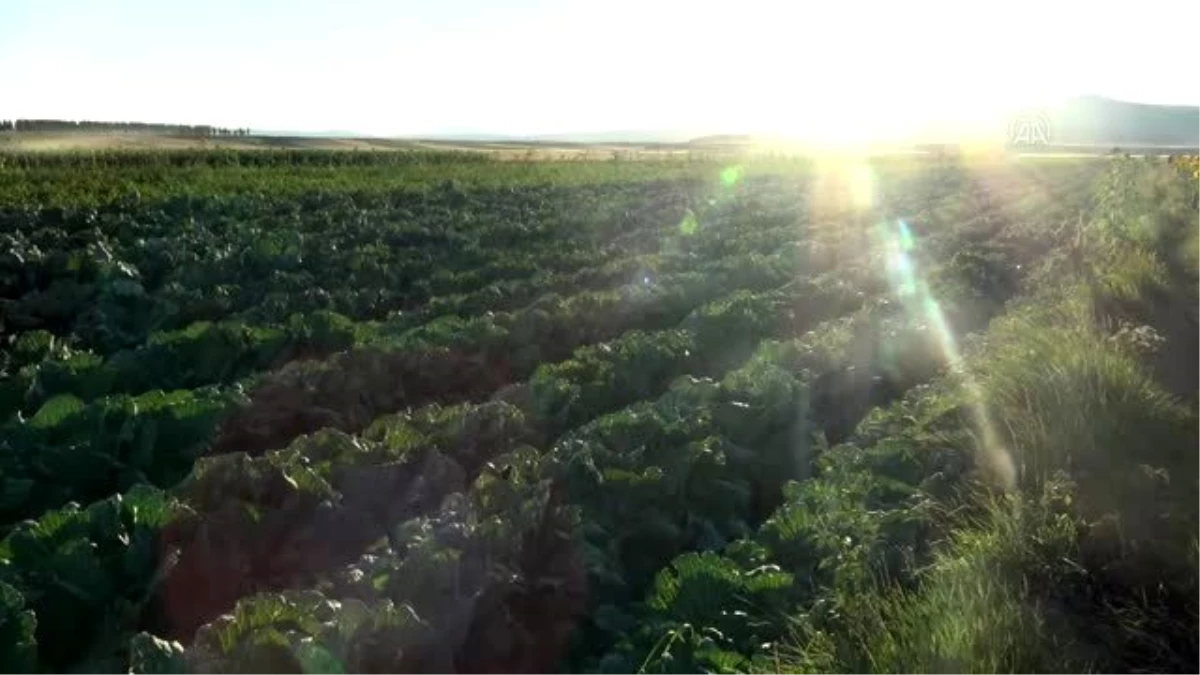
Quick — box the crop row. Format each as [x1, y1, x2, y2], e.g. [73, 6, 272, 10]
[164, 298, 949, 672]
[0, 159, 1078, 672]
[0, 245, 816, 529]
[2, 182, 687, 351]
[1, 192, 824, 421]
[0, 292, 877, 671]
[163, 231, 1027, 673]
[0, 201, 1022, 671]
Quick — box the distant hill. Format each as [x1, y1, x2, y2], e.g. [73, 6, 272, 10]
[686, 135, 755, 146]
[9, 95, 1195, 150]
[1047, 96, 1198, 147]
[455, 97, 1200, 148]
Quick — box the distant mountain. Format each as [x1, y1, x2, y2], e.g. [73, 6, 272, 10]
[250, 95, 1197, 149]
[426, 97, 1199, 148]
[1043, 96, 1198, 147]
[686, 134, 755, 146]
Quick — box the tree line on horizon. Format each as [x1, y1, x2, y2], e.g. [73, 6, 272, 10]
[0, 119, 251, 136]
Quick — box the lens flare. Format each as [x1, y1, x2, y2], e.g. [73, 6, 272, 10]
[720, 164, 745, 189]
[675, 165, 745, 240]
[679, 208, 698, 235]
[896, 219, 915, 252]
[879, 219, 1016, 490]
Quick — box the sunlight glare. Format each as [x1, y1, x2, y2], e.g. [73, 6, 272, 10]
[879, 219, 1016, 490]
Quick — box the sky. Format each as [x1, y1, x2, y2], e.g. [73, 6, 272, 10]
[1, 0, 1197, 139]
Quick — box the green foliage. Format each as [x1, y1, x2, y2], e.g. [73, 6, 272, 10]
[777, 487, 1085, 674]
[0, 150, 752, 209]
[780, 478, 1197, 674]
[530, 329, 698, 438]
[0, 387, 244, 526]
[0, 485, 181, 671]
[974, 295, 1198, 531]
[649, 550, 793, 632]
[772, 190, 1198, 674]
[0, 580, 37, 672]
[151, 590, 432, 674]
[2, 153, 1194, 674]
[128, 632, 187, 674]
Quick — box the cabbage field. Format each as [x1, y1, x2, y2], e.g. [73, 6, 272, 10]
[0, 150, 1196, 673]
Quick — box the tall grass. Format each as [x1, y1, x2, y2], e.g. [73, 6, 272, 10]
[815, 484, 1196, 673]
[820, 486, 1099, 674]
[974, 293, 1196, 519]
[776, 291, 1197, 672]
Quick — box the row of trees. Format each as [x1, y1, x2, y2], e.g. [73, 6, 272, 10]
[0, 119, 251, 136]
